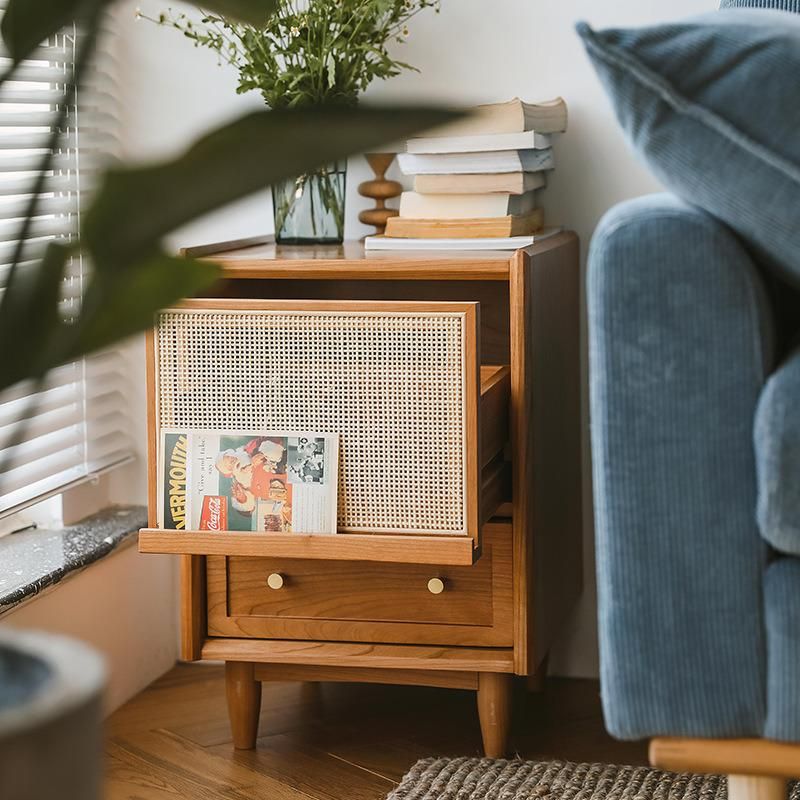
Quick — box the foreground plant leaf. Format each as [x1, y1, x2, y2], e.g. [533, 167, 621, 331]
[1, 0, 101, 65]
[83, 105, 459, 269]
[1, 0, 276, 65]
[201, 0, 278, 26]
[63, 252, 221, 362]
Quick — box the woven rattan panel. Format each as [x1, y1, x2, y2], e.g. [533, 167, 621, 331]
[156, 308, 468, 534]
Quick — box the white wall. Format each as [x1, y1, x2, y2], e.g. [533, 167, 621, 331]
[113, 0, 716, 678]
[5, 543, 176, 712]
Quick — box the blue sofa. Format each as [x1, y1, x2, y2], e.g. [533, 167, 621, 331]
[583, 0, 800, 783]
[588, 194, 800, 780]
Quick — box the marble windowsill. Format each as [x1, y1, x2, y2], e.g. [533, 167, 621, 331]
[0, 505, 148, 616]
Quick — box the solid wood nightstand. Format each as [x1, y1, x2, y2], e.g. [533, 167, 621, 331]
[139, 233, 583, 757]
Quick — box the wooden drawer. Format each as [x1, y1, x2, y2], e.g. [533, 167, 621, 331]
[139, 299, 511, 566]
[206, 521, 513, 647]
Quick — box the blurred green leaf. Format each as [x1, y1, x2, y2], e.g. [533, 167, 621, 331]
[201, 0, 278, 26]
[1, 0, 276, 66]
[1, 0, 100, 66]
[0, 242, 70, 392]
[64, 253, 221, 360]
[83, 105, 458, 269]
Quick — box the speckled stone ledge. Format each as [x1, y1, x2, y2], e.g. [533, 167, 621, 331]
[0, 505, 148, 615]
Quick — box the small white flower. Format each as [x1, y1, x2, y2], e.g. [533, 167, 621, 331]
[290, 25, 300, 36]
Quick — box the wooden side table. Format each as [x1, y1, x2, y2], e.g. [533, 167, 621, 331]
[139, 233, 583, 757]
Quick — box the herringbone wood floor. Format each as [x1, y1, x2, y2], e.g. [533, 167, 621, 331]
[104, 663, 648, 799]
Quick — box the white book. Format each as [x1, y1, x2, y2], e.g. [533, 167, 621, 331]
[406, 130, 551, 154]
[398, 190, 538, 220]
[413, 171, 546, 195]
[397, 148, 554, 176]
[364, 228, 563, 252]
[425, 97, 568, 137]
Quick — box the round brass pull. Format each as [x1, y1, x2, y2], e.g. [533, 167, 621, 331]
[427, 577, 445, 595]
[267, 573, 285, 590]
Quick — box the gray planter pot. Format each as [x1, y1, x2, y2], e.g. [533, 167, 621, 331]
[0, 629, 106, 800]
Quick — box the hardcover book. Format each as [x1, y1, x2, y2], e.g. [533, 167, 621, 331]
[406, 130, 551, 155]
[384, 208, 543, 239]
[423, 96, 568, 138]
[364, 227, 562, 251]
[413, 171, 546, 195]
[399, 190, 538, 219]
[397, 148, 554, 176]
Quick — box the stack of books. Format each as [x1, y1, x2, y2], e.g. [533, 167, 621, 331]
[365, 97, 567, 251]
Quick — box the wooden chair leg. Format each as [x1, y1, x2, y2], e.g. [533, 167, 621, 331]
[477, 672, 512, 758]
[728, 776, 787, 800]
[225, 661, 262, 750]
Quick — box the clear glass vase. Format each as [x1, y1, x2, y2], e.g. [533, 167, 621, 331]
[272, 161, 347, 244]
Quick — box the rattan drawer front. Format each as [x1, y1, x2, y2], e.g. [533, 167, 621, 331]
[206, 522, 513, 647]
[152, 299, 480, 540]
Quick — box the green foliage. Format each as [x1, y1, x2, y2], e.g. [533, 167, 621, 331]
[0, 0, 458, 397]
[1, 0, 277, 67]
[142, 0, 441, 108]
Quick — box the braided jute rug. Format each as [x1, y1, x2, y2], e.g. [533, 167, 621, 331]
[386, 758, 800, 800]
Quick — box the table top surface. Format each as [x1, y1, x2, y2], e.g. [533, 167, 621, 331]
[181, 233, 574, 281]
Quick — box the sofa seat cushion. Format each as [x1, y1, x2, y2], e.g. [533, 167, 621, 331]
[755, 347, 800, 556]
[764, 557, 800, 740]
[577, 10, 800, 288]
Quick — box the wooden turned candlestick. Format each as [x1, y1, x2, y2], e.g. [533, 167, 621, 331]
[358, 153, 402, 235]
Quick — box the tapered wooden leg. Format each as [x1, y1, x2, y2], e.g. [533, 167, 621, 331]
[477, 672, 512, 758]
[728, 776, 787, 800]
[225, 661, 262, 750]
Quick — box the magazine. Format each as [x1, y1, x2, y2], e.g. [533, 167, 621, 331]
[158, 430, 339, 535]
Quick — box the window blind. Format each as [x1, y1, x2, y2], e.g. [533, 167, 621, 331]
[0, 4, 133, 516]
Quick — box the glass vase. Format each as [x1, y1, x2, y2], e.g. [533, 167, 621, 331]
[272, 161, 347, 244]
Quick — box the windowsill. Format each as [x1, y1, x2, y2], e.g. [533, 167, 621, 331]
[0, 505, 148, 616]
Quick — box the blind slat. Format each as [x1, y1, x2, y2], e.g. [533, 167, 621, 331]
[0, 382, 80, 428]
[0, 195, 78, 219]
[0, 446, 85, 498]
[0, 174, 77, 194]
[0, 404, 83, 460]
[1, 64, 72, 83]
[0, 216, 76, 241]
[0, 427, 84, 485]
[0, 89, 64, 104]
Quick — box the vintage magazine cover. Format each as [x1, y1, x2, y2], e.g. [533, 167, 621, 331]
[158, 430, 339, 534]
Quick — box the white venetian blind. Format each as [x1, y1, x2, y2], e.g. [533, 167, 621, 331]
[0, 3, 133, 516]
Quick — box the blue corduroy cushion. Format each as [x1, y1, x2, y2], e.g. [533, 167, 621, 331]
[764, 557, 800, 740]
[755, 347, 800, 556]
[577, 11, 800, 288]
[589, 194, 770, 740]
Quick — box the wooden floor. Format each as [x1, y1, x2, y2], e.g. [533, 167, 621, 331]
[105, 663, 648, 799]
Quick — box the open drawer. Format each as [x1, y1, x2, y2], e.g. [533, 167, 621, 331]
[139, 299, 510, 566]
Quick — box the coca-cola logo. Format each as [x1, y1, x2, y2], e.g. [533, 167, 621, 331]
[200, 495, 228, 532]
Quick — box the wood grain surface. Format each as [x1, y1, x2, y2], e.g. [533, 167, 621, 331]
[104, 663, 649, 799]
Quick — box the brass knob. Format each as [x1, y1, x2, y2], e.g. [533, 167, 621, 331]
[427, 577, 445, 595]
[267, 573, 285, 590]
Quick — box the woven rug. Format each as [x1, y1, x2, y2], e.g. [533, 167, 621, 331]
[387, 758, 800, 800]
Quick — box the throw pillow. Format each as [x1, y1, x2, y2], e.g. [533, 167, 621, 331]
[577, 10, 800, 286]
